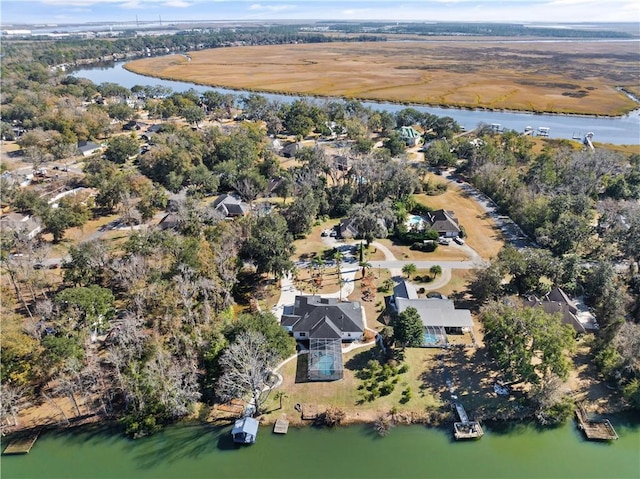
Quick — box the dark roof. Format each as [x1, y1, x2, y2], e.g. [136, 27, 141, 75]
[281, 142, 300, 158]
[522, 296, 586, 334]
[393, 280, 418, 300]
[158, 212, 180, 230]
[283, 295, 363, 339]
[338, 218, 358, 238]
[212, 194, 249, 217]
[427, 210, 460, 234]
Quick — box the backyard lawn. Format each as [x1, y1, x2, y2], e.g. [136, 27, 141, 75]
[262, 345, 443, 426]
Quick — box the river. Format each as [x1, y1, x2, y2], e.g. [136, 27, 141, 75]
[72, 62, 640, 146]
[2, 416, 639, 479]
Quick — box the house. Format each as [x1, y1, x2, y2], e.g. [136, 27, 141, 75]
[267, 177, 284, 196]
[426, 210, 461, 238]
[337, 217, 359, 239]
[0, 213, 42, 239]
[281, 296, 364, 342]
[212, 194, 249, 218]
[281, 296, 364, 381]
[141, 124, 163, 142]
[522, 286, 596, 333]
[281, 142, 301, 158]
[390, 280, 474, 347]
[157, 212, 181, 231]
[398, 126, 422, 147]
[77, 141, 103, 157]
[333, 155, 351, 172]
[231, 417, 259, 444]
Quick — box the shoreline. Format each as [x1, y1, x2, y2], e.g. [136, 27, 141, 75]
[4, 398, 634, 440]
[121, 60, 640, 120]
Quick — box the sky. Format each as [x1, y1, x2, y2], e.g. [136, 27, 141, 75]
[1, 0, 639, 27]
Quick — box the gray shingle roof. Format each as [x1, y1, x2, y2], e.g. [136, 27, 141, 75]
[427, 210, 460, 235]
[283, 295, 363, 339]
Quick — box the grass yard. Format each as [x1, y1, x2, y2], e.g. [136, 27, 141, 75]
[126, 40, 639, 116]
[414, 186, 505, 260]
[261, 345, 443, 426]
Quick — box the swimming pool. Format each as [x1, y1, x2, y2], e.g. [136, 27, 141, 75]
[423, 333, 440, 346]
[406, 215, 425, 228]
[316, 355, 335, 376]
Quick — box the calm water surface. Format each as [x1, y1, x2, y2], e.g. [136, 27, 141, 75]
[72, 62, 640, 146]
[2, 415, 639, 479]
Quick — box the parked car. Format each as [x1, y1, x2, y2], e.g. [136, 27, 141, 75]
[453, 237, 465, 245]
[438, 237, 451, 245]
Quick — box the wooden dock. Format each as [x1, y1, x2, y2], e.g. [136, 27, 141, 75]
[454, 421, 484, 440]
[576, 407, 618, 441]
[452, 401, 483, 440]
[3, 432, 40, 455]
[273, 415, 289, 434]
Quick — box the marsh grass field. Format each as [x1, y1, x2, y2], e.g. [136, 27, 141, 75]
[126, 39, 640, 116]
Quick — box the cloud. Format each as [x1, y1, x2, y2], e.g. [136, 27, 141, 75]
[163, 0, 191, 6]
[249, 3, 294, 12]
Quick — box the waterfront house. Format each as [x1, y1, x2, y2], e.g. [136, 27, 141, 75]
[281, 296, 364, 342]
[522, 286, 596, 333]
[390, 280, 474, 347]
[281, 295, 364, 381]
[212, 194, 249, 218]
[231, 417, 259, 444]
[398, 126, 422, 146]
[426, 210, 460, 238]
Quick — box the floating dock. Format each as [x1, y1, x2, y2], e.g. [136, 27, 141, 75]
[576, 406, 618, 441]
[3, 432, 40, 455]
[273, 416, 289, 434]
[452, 401, 484, 440]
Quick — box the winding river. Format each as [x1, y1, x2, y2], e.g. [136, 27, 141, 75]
[72, 61, 640, 146]
[2, 416, 639, 479]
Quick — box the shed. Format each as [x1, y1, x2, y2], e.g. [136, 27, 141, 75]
[231, 417, 259, 444]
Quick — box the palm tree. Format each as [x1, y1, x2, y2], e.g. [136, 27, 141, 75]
[402, 263, 417, 279]
[429, 265, 442, 279]
[359, 261, 371, 279]
[274, 391, 288, 410]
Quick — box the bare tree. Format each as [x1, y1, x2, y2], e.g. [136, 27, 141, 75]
[0, 385, 24, 431]
[217, 331, 279, 416]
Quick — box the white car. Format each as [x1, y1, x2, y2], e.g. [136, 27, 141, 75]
[453, 237, 465, 245]
[438, 237, 451, 245]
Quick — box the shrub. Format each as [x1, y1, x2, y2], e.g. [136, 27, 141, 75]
[398, 363, 409, 374]
[322, 406, 346, 427]
[410, 241, 438, 252]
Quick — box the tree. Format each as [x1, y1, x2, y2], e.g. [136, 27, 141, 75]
[394, 307, 424, 348]
[55, 285, 115, 333]
[481, 301, 575, 386]
[430, 265, 442, 279]
[243, 213, 294, 279]
[107, 103, 135, 122]
[382, 131, 406, 157]
[402, 263, 417, 279]
[217, 331, 279, 416]
[181, 105, 205, 128]
[224, 311, 295, 360]
[105, 135, 138, 164]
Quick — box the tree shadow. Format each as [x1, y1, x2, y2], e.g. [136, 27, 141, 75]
[344, 347, 385, 372]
